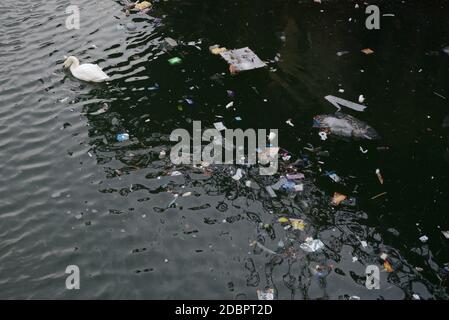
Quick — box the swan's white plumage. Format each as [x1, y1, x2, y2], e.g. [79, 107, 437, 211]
[63, 56, 109, 82]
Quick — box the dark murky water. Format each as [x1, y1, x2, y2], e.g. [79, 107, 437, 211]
[1, 0, 448, 299]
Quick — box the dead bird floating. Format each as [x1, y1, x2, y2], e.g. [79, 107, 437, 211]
[313, 112, 380, 140]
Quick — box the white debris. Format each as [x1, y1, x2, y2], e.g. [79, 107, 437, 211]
[257, 288, 274, 300]
[232, 168, 243, 181]
[328, 173, 341, 183]
[442, 231, 449, 239]
[419, 235, 428, 243]
[164, 37, 178, 48]
[325, 95, 367, 112]
[358, 95, 365, 103]
[300, 238, 325, 253]
[219, 47, 267, 72]
[268, 132, 277, 141]
[319, 131, 328, 141]
[225, 101, 234, 109]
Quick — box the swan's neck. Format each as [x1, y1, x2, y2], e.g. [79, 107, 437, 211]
[69, 57, 80, 70]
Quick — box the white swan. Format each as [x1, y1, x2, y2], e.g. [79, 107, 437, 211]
[63, 56, 109, 82]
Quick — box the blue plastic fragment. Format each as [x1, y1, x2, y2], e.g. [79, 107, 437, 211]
[116, 133, 129, 142]
[281, 181, 296, 190]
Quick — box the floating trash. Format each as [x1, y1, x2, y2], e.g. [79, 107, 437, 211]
[219, 47, 267, 73]
[327, 172, 341, 183]
[281, 181, 296, 191]
[286, 173, 304, 180]
[371, 192, 387, 200]
[331, 192, 347, 206]
[383, 260, 394, 272]
[319, 131, 328, 141]
[232, 168, 243, 181]
[168, 57, 182, 65]
[164, 37, 178, 48]
[325, 95, 367, 112]
[300, 237, 325, 253]
[375, 169, 384, 185]
[135, 1, 152, 11]
[278, 217, 289, 223]
[225, 101, 234, 109]
[286, 119, 294, 127]
[336, 51, 350, 56]
[361, 48, 374, 55]
[209, 45, 227, 55]
[419, 235, 429, 243]
[270, 177, 288, 191]
[257, 288, 274, 300]
[116, 133, 129, 142]
[290, 219, 306, 231]
[227, 90, 235, 98]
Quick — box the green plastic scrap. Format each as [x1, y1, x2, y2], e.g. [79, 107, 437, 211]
[168, 57, 182, 65]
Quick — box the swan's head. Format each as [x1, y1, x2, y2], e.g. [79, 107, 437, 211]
[63, 56, 79, 68]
